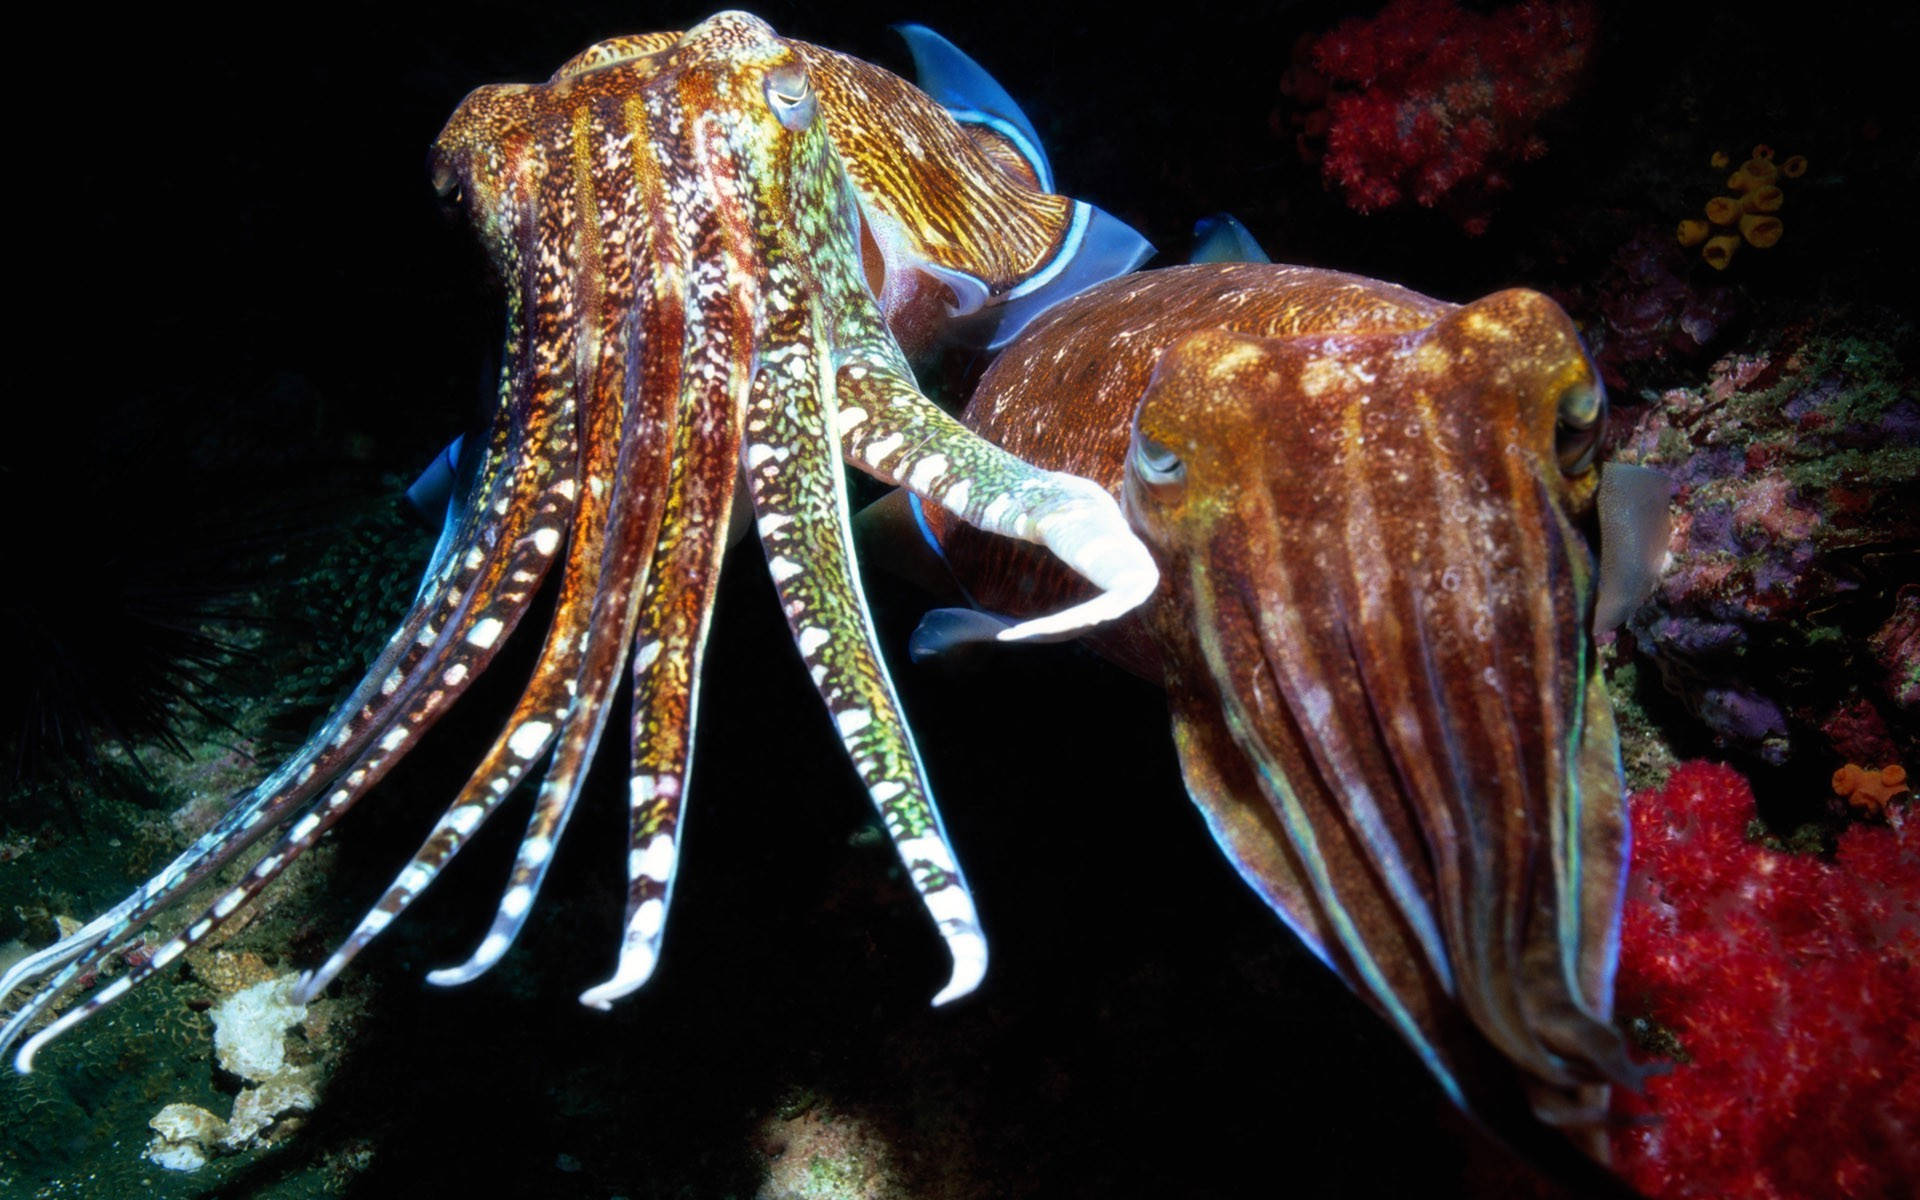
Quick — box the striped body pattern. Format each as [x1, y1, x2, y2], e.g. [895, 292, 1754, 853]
[0, 12, 1156, 1067]
[927, 264, 1641, 1153]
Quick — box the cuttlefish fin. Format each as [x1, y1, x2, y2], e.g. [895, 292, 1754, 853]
[894, 22, 1054, 191]
[1570, 671, 1633, 1037]
[1188, 214, 1271, 265]
[983, 202, 1155, 348]
[891, 23, 1153, 346]
[405, 435, 468, 526]
[908, 608, 1016, 660]
[910, 200, 1155, 348]
[1591, 461, 1673, 634]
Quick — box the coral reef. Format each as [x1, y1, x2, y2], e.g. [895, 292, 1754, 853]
[1281, 0, 1596, 232]
[1676, 145, 1807, 270]
[1611, 761, 1920, 1198]
[1609, 321, 1920, 772]
[1873, 584, 1920, 709]
[1583, 227, 1745, 390]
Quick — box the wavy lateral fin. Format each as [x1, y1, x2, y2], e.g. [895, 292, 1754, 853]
[1592, 462, 1672, 633]
[909, 607, 1017, 660]
[1189, 214, 1271, 265]
[894, 23, 1054, 191]
[985, 202, 1155, 349]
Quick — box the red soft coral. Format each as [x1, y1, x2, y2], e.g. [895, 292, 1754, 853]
[1611, 761, 1920, 1198]
[1296, 0, 1595, 230]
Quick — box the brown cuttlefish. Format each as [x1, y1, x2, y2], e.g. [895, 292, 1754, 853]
[906, 262, 1669, 1163]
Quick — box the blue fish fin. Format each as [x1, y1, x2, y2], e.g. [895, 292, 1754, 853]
[1189, 214, 1271, 264]
[895, 23, 1054, 192]
[1592, 461, 1673, 633]
[985, 202, 1155, 348]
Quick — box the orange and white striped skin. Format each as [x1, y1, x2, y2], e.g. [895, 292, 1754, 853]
[922, 263, 1643, 1158]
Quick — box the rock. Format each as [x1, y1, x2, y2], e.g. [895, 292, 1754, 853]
[143, 972, 319, 1170]
[211, 974, 306, 1081]
[144, 1102, 229, 1173]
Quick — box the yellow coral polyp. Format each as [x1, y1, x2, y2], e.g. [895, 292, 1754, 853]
[1728, 160, 1778, 192]
[1682, 142, 1802, 269]
[1740, 213, 1783, 248]
[1709, 150, 1731, 169]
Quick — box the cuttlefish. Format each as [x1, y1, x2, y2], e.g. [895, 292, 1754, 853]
[912, 262, 1661, 1151]
[0, 14, 1157, 1069]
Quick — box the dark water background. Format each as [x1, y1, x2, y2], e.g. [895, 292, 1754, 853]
[3, 2, 1912, 1197]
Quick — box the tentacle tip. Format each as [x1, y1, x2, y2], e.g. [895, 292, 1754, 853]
[13, 1029, 54, 1075]
[929, 931, 988, 1006]
[989, 564, 1157, 643]
[577, 943, 658, 1012]
[424, 929, 515, 988]
[288, 970, 324, 1007]
[423, 964, 482, 988]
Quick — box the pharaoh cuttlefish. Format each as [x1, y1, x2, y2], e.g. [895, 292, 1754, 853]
[914, 262, 1663, 1152]
[0, 12, 1157, 1069]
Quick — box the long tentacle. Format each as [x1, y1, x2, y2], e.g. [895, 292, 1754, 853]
[0, 387, 522, 1022]
[574, 104, 759, 1008]
[425, 314, 698, 988]
[751, 237, 987, 1003]
[0, 152, 582, 1071]
[572, 311, 742, 1008]
[293, 91, 675, 1003]
[443, 96, 760, 996]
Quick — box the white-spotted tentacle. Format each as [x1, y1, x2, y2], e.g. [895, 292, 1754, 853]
[572, 401, 740, 1008]
[294, 87, 669, 1005]
[0, 372, 535, 1049]
[836, 357, 1156, 641]
[1, 451, 581, 1070]
[747, 257, 987, 1005]
[576, 101, 763, 1009]
[0, 164, 585, 1070]
[423, 353, 697, 991]
[439, 94, 758, 994]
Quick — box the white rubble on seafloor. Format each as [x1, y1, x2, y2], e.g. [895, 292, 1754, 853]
[144, 973, 320, 1172]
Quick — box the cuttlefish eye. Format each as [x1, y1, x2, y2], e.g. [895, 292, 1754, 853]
[1130, 432, 1187, 491]
[1554, 376, 1606, 475]
[763, 63, 817, 132]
